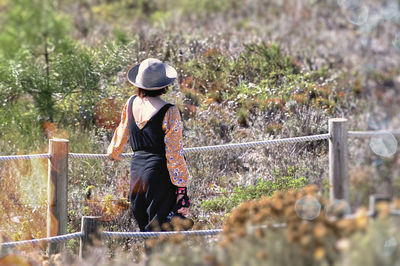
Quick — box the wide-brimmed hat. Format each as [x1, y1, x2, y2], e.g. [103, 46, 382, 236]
[127, 58, 177, 90]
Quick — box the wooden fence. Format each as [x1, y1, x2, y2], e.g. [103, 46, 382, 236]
[45, 118, 397, 253]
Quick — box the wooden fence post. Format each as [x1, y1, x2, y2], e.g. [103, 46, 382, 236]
[329, 118, 349, 202]
[47, 138, 69, 255]
[80, 216, 102, 259]
[369, 194, 391, 218]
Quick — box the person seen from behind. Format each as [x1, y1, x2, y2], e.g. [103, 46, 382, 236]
[107, 58, 192, 232]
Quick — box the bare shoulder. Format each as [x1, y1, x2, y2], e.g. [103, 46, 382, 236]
[130, 95, 139, 105]
[159, 98, 168, 106]
[152, 97, 169, 108]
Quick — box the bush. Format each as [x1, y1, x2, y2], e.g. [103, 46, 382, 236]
[232, 43, 300, 85]
[143, 186, 371, 266]
[201, 175, 307, 212]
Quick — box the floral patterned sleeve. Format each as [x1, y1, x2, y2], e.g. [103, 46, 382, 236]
[107, 98, 130, 160]
[162, 106, 189, 187]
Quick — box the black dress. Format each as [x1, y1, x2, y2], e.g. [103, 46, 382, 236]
[127, 95, 177, 232]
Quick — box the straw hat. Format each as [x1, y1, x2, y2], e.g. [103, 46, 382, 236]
[127, 58, 177, 90]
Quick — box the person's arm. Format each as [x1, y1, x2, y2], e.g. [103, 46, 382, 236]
[162, 105, 189, 187]
[163, 106, 190, 215]
[107, 99, 130, 160]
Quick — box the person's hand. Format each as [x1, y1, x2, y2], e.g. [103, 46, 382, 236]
[176, 194, 189, 216]
[108, 153, 122, 165]
[175, 187, 190, 217]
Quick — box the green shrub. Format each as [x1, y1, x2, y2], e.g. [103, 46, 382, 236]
[180, 43, 338, 121]
[201, 176, 307, 212]
[231, 43, 300, 85]
[0, 101, 43, 154]
[182, 43, 300, 97]
[89, 0, 237, 24]
[236, 108, 248, 127]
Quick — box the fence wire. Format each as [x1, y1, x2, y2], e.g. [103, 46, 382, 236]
[2, 130, 400, 161]
[348, 130, 400, 138]
[3, 130, 400, 161]
[103, 229, 223, 239]
[0, 232, 83, 248]
[2, 209, 400, 247]
[69, 133, 330, 159]
[0, 153, 50, 162]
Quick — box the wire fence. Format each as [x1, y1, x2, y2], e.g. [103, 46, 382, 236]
[103, 229, 223, 239]
[2, 130, 399, 161]
[3, 209, 400, 248]
[0, 232, 83, 248]
[0, 153, 50, 161]
[348, 130, 400, 138]
[1, 130, 399, 162]
[68, 133, 330, 159]
[1, 127, 400, 249]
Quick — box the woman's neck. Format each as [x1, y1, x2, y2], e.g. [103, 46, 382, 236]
[139, 95, 159, 101]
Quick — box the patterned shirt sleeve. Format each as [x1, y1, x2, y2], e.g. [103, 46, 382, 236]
[107, 98, 130, 160]
[162, 106, 189, 187]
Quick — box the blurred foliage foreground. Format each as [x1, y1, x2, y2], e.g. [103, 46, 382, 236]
[1, 0, 400, 265]
[1, 186, 400, 266]
[0, 0, 343, 252]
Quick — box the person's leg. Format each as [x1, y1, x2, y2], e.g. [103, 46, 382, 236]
[144, 170, 176, 231]
[131, 192, 148, 232]
[130, 172, 149, 232]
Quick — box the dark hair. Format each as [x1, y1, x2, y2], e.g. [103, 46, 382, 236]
[137, 87, 168, 98]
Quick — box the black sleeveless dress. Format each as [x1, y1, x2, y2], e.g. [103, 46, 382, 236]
[127, 95, 177, 232]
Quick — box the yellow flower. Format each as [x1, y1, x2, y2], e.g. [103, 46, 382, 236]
[314, 247, 325, 260]
[336, 219, 356, 235]
[355, 214, 368, 229]
[298, 223, 310, 235]
[252, 213, 266, 224]
[272, 199, 284, 212]
[304, 185, 318, 195]
[300, 235, 311, 246]
[313, 223, 327, 239]
[205, 98, 215, 105]
[284, 206, 295, 216]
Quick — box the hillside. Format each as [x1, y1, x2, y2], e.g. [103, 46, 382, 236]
[0, 0, 400, 264]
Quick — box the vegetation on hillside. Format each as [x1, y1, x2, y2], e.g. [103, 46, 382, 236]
[0, 0, 400, 264]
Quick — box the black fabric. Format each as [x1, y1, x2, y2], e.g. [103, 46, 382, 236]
[127, 95, 177, 231]
[127, 95, 173, 155]
[174, 194, 190, 210]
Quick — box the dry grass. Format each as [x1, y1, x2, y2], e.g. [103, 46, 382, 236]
[1, 0, 400, 263]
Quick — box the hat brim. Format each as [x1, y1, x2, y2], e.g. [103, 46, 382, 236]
[127, 63, 177, 90]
